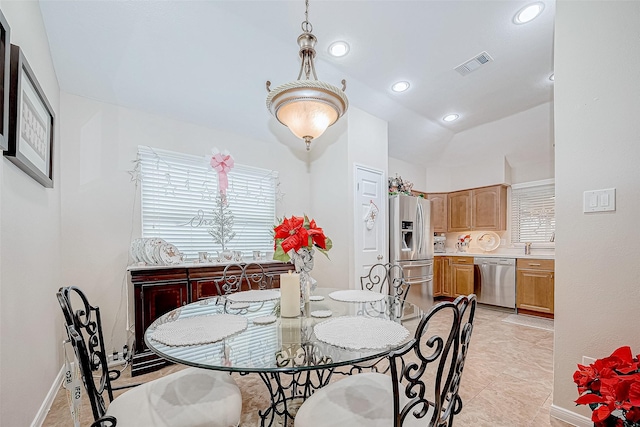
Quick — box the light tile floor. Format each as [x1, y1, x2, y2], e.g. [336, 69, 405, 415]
[405, 287, 571, 427]
[44, 288, 573, 426]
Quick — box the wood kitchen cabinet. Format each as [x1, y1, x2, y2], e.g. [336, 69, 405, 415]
[472, 185, 507, 231]
[448, 185, 507, 232]
[433, 256, 474, 298]
[450, 256, 475, 296]
[516, 258, 554, 317]
[432, 256, 449, 297]
[427, 193, 448, 233]
[129, 261, 293, 376]
[448, 190, 472, 232]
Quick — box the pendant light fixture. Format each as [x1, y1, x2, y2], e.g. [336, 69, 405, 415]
[266, 0, 348, 151]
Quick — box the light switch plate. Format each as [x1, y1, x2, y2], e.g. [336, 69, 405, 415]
[583, 188, 616, 212]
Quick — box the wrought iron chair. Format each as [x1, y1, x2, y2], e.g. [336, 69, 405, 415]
[360, 262, 410, 302]
[215, 262, 274, 295]
[57, 286, 242, 427]
[295, 294, 477, 427]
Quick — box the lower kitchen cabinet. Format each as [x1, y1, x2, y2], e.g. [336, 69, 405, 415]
[450, 257, 474, 296]
[516, 258, 554, 317]
[433, 256, 474, 298]
[433, 256, 447, 296]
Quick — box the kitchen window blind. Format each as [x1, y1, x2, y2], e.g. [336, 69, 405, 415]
[139, 146, 278, 260]
[510, 181, 555, 244]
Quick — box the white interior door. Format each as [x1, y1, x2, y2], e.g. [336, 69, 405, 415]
[354, 165, 386, 289]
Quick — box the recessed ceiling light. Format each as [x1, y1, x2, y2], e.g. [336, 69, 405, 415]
[514, 2, 544, 24]
[549, 73, 555, 81]
[328, 41, 349, 57]
[443, 114, 459, 122]
[391, 81, 410, 92]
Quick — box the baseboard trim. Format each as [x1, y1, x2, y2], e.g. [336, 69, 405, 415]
[31, 364, 65, 427]
[550, 404, 593, 427]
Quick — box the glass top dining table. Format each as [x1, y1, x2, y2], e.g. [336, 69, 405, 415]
[144, 287, 424, 373]
[144, 287, 425, 427]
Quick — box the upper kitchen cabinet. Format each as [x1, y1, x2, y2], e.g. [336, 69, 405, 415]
[448, 185, 507, 232]
[448, 190, 472, 231]
[473, 185, 507, 230]
[427, 193, 448, 233]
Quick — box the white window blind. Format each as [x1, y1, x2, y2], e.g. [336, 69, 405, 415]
[139, 146, 278, 259]
[510, 182, 555, 244]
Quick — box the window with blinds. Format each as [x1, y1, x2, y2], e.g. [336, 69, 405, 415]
[510, 181, 555, 244]
[139, 146, 278, 259]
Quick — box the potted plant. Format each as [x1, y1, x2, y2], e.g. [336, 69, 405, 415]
[574, 346, 640, 426]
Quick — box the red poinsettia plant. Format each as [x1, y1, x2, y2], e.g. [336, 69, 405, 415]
[574, 346, 640, 426]
[273, 215, 332, 262]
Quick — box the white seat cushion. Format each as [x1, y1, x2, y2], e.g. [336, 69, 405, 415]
[107, 367, 242, 427]
[295, 372, 422, 427]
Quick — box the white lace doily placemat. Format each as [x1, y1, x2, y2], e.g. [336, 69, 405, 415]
[314, 316, 410, 350]
[328, 289, 385, 303]
[150, 314, 248, 346]
[226, 289, 281, 303]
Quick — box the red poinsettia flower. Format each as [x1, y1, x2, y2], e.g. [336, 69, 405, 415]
[575, 346, 640, 426]
[273, 215, 332, 262]
[306, 219, 328, 250]
[627, 406, 640, 423]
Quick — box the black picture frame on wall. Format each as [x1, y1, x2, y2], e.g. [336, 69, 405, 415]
[0, 10, 11, 151]
[4, 44, 54, 188]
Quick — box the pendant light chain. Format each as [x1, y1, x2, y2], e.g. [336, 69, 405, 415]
[265, 0, 348, 150]
[301, 0, 312, 33]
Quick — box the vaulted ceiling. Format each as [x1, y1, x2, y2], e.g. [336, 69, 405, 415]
[38, 0, 555, 170]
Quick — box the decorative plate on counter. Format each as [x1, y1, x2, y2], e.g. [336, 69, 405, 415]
[477, 231, 501, 252]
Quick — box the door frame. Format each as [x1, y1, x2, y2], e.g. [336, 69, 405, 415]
[353, 163, 387, 289]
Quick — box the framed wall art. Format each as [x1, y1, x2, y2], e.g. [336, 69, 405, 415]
[4, 44, 54, 188]
[0, 10, 10, 151]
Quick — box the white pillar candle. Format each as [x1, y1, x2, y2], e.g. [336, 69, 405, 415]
[280, 271, 301, 318]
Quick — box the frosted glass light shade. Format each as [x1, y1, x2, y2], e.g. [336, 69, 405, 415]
[277, 100, 338, 141]
[266, 80, 348, 150]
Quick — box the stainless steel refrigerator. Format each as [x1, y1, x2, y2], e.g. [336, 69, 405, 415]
[389, 194, 434, 295]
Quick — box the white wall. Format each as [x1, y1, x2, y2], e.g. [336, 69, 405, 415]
[308, 107, 388, 289]
[553, 0, 640, 422]
[426, 155, 512, 193]
[59, 93, 312, 353]
[424, 102, 554, 191]
[0, 1, 61, 426]
[347, 107, 389, 284]
[308, 118, 349, 289]
[388, 156, 426, 192]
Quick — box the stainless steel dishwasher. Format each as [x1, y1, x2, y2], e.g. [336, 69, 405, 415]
[473, 257, 516, 308]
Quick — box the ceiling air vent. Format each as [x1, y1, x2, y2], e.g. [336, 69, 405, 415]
[454, 51, 494, 76]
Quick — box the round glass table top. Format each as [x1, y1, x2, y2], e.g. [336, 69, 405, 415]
[144, 287, 424, 373]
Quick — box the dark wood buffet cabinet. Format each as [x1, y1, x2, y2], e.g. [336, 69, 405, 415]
[129, 261, 294, 376]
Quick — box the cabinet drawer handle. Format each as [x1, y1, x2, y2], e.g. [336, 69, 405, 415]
[528, 263, 541, 266]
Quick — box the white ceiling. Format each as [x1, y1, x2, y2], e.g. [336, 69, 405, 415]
[38, 0, 555, 169]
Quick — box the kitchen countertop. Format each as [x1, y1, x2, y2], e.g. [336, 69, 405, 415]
[434, 252, 554, 260]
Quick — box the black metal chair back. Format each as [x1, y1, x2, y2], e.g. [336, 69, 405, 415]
[360, 263, 410, 302]
[388, 294, 477, 427]
[57, 286, 117, 423]
[216, 262, 273, 295]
